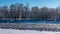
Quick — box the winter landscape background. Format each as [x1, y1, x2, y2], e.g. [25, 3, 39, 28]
[0, 0, 60, 34]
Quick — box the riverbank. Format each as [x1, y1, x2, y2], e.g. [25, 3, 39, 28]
[0, 23, 60, 31]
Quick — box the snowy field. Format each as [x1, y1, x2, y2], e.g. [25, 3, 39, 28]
[0, 29, 60, 34]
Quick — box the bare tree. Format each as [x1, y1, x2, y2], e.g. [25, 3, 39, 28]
[40, 7, 49, 20]
[1, 6, 9, 20]
[9, 4, 16, 20]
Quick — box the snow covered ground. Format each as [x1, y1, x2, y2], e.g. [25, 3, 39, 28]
[0, 28, 60, 34]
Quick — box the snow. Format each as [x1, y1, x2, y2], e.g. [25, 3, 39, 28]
[0, 28, 60, 34]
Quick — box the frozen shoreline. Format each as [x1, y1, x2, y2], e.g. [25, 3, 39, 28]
[0, 28, 60, 34]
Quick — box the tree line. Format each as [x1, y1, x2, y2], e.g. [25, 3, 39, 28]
[0, 3, 60, 20]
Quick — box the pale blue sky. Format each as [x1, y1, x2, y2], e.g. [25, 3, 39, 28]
[0, 0, 60, 8]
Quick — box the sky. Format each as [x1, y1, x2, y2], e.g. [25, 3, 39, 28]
[0, 0, 60, 8]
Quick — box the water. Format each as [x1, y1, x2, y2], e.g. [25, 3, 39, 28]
[0, 20, 60, 24]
